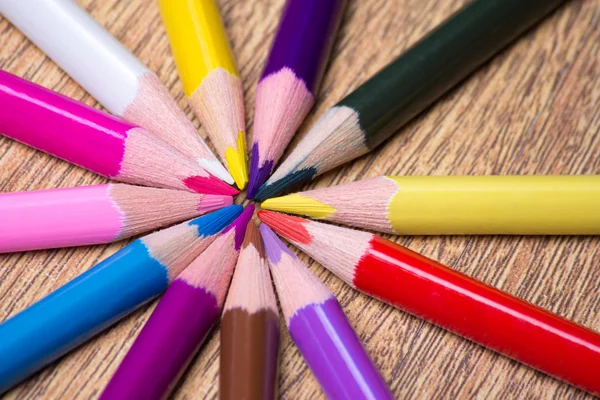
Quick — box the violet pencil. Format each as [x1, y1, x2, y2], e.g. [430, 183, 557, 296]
[260, 224, 392, 399]
[247, 0, 347, 198]
[100, 205, 254, 400]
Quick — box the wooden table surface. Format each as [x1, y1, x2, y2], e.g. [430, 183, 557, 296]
[1, 0, 599, 398]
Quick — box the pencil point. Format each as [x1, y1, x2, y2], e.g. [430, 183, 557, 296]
[183, 175, 239, 196]
[225, 131, 248, 190]
[262, 194, 335, 218]
[253, 167, 318, 202]
[197, 194, 233, 214]
[190, 204, 243, 236]
[224, 204, 255, 250]
[259, 224, 296, 263]
[198, 157, 234, 185]
[247, 144, 274, 200]
[258, 210, 311, 244]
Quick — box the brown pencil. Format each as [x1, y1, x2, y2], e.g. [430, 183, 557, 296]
[220, 222, 279, 400]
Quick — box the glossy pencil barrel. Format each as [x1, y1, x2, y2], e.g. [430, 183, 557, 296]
[0, 70, 134, 178]
[341, 0, 567, 148]
[260, 0, 346, 91]
[262, 175, 600, 235]
[356, 236, 600, 394]
[288, 298, 392, 399]
[100, 279, 221, 400]
[0, 241, 169, 393]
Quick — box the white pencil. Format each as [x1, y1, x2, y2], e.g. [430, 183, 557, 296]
[0, 0, 233, 184]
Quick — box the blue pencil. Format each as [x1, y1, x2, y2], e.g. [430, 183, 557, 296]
[0, 204, 243, 393]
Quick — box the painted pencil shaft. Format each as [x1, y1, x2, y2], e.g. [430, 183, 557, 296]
[0, 184, 232, 253]
[0, 71, 237, 195]
[260, 225, 391, 400]
[100, 206, 253, 400]
[0, 205, 243, 393]
[158, 0, 247, 189]
[248, 0, 347, 198]
[258, 211, 600, 395]
[220, 223, 279, 400]
[0, 0, 232, 183]
[255, 0, 568, 201]
[262, 175, 600, 235]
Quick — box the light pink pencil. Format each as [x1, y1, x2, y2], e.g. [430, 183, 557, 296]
[0, 184, 233, 253]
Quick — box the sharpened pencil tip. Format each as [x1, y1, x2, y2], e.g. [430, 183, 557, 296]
[190, 205, 243, 236]
[258, 210, 311, 244]
[259, 224, 296, 263]
[225, 131, 248, 190]
[198, 157, 235, 185]
[247, 144, 274, 199]
[197, 194, 233, 214]
[183, 175, 239, 196]
[253, 167, 318, 202]
[261, 194, 335, 218]
[224, 204, 255, 250]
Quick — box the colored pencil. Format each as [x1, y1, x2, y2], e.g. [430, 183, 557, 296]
[100, 205, 254, 400]
[158, 0, 248, 190]
[220, 222, 279, 400]
[0, 184, 232, 253]
[261, 175, 600, 235]
[253, 0, 568, 201]
[0, 205, 242, 393]
[247, 0, 347, 199]
[258, 211, 600, 395]
[0, 0, 233, 184]
[260, 224, 392, 399]
[0, 70, 237, 195]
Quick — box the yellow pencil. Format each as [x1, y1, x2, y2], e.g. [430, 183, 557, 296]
[261, 175, 600, 235]
[159, 0, 247, 189]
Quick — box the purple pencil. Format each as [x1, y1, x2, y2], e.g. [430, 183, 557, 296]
[247, 0, 347, 198]
[260, 225, 392, 399]
[100, 205, 254, 400]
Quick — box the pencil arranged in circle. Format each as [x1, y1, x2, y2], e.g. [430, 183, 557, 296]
[260, 224, 392, 399]
[0, 184, 233, 253]
[262, 175, 600, 235]
[100, 205, 254, 400]
[0, 205, 243, 394]
[0, 0, 233, 184]
[0, 71, 238, 195]
[258, 211, 600, 395]
[253, 0, 568, 201]
[247, 0, 347, 199]
[220, 222, 279, 400]
[158, 0, 248, 189]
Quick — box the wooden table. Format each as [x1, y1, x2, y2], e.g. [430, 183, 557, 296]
[1, 0, 599, 398]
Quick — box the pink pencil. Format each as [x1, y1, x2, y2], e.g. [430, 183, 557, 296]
[0, 70, 238, 195]
[0, 184, 232, 253]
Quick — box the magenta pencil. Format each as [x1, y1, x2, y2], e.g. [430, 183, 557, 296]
[0, 184, 232, 253]
[100, 205, 254, 400]
[260, 225, 392, 399]
[247, 0, 347, 198]
[0, 70, 238, 195]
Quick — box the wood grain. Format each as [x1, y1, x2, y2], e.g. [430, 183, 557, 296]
[1, 0, 599, 398]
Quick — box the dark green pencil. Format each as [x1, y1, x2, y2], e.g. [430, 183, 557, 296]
[254, 0, 569, 202]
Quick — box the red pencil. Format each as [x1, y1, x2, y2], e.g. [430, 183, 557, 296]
[258, 210, 600, 395]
